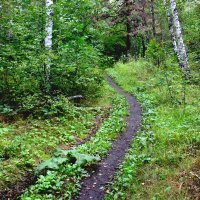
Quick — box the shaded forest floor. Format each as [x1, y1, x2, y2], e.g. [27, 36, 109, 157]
[0, 81, 115, 197]
[0, 79, 129, 199]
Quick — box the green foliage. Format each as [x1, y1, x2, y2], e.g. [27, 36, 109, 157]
[101, 25, 127, 61]
[182, 1, 200, 60]
[35, 149, 100, 175]
[146, 40, 165, 66]
[21, 89, 128, 199]
[18, 95, 77, 118]
[23, 149, 101, 199]
[0, 106, 104, 190]
[157, 0, 200, 83]
[0, 0, 106, 117]
[105, 59, 200, 199]
[0, 0, 199, 199]
[181, 1, 200, 83]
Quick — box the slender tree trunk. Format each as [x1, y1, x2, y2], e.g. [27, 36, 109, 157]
[45, 0, 53, 83]
[169, 0, 190, 76]
[163, 0, 180, 58]
[142, 36, 146, 57]
[151, 0, 156, 37]
[140, 1, 147, 57]
[126, 20, 131, 55]
[125, 0, 131, 56]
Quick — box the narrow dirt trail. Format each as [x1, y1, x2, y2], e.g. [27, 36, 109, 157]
[77, 76, 141, 200]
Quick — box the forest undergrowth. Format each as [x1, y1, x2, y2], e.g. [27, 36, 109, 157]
[0, 81, 128, 199]
[20, 83, 128, 199]
[105, 59, 200, 200]
[0, 58, 199, 199]
[0, 105, 106, 189]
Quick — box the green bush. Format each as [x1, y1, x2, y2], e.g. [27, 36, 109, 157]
[146, 40, 165, 66]
[15, 95, 77, 118]
[0, 0, 105, 118]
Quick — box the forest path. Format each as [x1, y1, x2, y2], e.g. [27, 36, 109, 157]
[77, 76, 141, 200]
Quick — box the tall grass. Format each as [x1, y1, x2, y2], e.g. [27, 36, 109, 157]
[105, 59, 200, 200]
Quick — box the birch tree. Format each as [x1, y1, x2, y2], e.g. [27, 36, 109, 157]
[163, 0, 179, 57]
[45, 0, 53, 83]
[169, 0, 190, 77]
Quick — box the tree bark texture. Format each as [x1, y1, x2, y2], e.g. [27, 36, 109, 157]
[151, 0, 156, 37]
[45, 0, 53, 82]
[169, 0, 190, 75]
[163, 0, 179, 59]
[124, 0, 131, 55]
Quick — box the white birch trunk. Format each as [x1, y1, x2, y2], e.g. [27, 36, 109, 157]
[163, 0, 179, 56]
[45, 0, 53, 82]
[170, 0, 190, 75]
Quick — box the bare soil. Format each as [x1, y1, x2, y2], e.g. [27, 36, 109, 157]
[181, 159, 200, 200]
[0, 172, 36, 200]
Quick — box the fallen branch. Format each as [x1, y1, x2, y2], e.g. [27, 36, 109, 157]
[67, 95, 84, 101]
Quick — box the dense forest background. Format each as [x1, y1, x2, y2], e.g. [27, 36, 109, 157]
[0, 0, 199, 118]
[0, 0, 199, 199]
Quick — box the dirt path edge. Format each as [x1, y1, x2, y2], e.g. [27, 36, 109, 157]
[77, 76, 142, 200]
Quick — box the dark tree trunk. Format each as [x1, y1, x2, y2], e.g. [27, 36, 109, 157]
[125, 0, 131, 55]
[151, 0, 156, 37]
[142, 36, 146, 57]
[126, 20, 131, 55]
